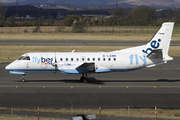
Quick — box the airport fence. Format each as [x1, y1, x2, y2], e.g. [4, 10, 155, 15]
[0, 106, 177, 120]
[0, 26, 180, 34]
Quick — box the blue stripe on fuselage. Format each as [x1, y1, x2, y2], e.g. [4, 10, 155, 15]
[6, 68, 139, 74]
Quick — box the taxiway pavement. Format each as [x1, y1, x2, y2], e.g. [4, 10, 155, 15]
[0, 57, 180, 109]
[1, 40, 180, 46]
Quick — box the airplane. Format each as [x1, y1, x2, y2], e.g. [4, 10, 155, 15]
[5, 22, 174, 83]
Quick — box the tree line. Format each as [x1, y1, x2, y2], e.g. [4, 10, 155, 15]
[1, 2, 180, 27]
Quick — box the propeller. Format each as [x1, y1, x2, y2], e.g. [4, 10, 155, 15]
[52, 54, 58, 72]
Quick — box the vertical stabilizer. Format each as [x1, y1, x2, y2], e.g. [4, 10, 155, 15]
[142, 22, 174, 60]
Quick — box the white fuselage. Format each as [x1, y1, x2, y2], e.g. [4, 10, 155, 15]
[5, 51, 164, 74]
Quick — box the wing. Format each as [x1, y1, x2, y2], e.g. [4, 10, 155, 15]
[53, 62, 95, 74]
[78, 62, 95, 71]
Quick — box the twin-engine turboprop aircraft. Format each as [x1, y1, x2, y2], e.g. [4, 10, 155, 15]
[6, 22, 174, 83]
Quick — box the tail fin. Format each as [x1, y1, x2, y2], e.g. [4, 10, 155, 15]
[113, 22, 174, 61]
[142, 22, 174, 60]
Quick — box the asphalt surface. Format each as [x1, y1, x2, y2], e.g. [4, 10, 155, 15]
[0, 40, 180, 46]
[0, 57, 180, 109]
[0, 58, 179, 120]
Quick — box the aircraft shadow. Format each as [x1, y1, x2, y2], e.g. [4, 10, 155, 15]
[97, 79, 180, 83]
[15, 78, 180, 85]
[15, 77, 104, 85]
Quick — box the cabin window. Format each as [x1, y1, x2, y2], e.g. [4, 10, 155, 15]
[108, 58, 111, 61]
[17, 56, 24, 60]
[77, 58, 79, 61]
[114, 58, 116, 61]
[93, 58, 95, 61]
[87, 58, 90, 61]
[82, 58, 84, 61]
[66, 58, 68, 61]
[71, 58, 73, 61]
[98, 58, 100, 61]
[103, 58, 105, 61]
[23, 56, 30, 60]
[60, 58, 63, 61]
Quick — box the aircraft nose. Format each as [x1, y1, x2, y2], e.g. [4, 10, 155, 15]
[5, 64, 12, 70]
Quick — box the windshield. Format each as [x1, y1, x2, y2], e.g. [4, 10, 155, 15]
[17, 56, 30, 60]
[23, 56, 30, 60]
[17, 56, 25, 60]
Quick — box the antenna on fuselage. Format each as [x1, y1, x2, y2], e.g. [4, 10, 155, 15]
[71, 49, 75, 53]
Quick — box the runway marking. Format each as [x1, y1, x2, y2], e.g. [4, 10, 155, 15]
[145, 68, 180, 70]
[1, 86, 180, 88]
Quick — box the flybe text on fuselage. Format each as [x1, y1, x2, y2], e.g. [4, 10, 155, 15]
[32, 56, 53, 65]
[129, 54, 146, 66]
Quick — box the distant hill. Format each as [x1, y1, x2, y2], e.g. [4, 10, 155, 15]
[2, 0, 180, 8]
[107, 0, 180, 8]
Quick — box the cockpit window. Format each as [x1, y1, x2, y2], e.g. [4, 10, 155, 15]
[23, 56, 30, 60]
[17, 56, 25, 60]
[17, 56, 30, 60]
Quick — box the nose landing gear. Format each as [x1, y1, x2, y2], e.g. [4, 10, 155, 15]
[21, 74, 26, 82]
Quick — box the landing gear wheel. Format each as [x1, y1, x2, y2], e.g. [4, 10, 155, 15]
[80, 73, 89, 83]
[80, 76, 85, 82]
[83, 78, 89, 83]
[21, 74, 26, 82]
[21, 78, 26, 82]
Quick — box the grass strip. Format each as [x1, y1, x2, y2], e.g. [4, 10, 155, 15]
[0, 114, 68, 120]
[0, 107, 180, 120]
[0, 33, 180, 41]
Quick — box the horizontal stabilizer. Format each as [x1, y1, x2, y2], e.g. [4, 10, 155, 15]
[146, 61, 167, 67]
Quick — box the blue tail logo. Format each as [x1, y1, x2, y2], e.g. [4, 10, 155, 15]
[142, 39, 161, 54]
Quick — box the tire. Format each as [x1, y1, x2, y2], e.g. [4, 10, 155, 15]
[83, 78, 89, 83]
[80, 76, 85, 82]
[21, 79, 25, 82]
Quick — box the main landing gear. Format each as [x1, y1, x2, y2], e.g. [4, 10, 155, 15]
[80, 73, 89, 83]
[21, 74, 26, 82]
